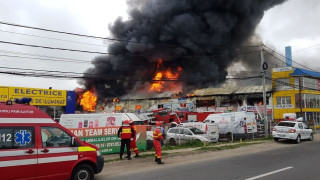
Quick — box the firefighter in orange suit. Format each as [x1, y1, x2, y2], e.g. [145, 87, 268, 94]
[117, 120, 135, 160]
[153, 121, 164, 164]
[129, 120, 139, 157]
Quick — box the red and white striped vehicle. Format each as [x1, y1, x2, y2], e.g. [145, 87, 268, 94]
[0, 99, 104, 180]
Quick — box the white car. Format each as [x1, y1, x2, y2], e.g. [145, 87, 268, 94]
[272, 121, 313, 143]
[166, 127, 218, 145]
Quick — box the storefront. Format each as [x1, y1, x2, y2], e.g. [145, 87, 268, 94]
[0, 86, 75, 121]
[272, 67, 320, 127]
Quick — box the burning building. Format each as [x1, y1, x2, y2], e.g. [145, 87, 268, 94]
[78, 0, 287, 107]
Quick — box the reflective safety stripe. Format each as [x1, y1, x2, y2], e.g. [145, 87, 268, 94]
[0, 118, 55, 124]
[0, 150, 34, 157]
[0, 148, 78, 157]
[0, 155, 78, 168]
[122, 129, 132, 133]
[38, 155, 78, 164]
[0, 158, 37, 168]
[78, 146, 96, 152]
[38, 147, 78, 154]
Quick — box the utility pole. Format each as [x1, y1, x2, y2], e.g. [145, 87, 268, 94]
[261, 45, 268, 137]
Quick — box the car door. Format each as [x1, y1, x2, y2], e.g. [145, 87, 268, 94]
[0, 126, 37, 180]
[175, 128, 186, 144]
[37, 126, 78, 179]
[302, 123, 311, 139]
[297, 123, 305, 139]
[183, 129, 194, 141]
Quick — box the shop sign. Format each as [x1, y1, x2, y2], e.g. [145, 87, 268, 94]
[69, 126, 147, 154]
[0, 86, 66, 106]
[274, 104, 294, 109]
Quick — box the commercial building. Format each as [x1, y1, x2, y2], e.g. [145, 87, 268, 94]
[272, 67, 320, 127]
[0, 86, 76, 121]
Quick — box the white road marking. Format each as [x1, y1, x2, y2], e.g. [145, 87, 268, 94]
[245, 167, 293, 180]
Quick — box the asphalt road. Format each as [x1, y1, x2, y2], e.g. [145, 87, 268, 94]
[96, 139, 320, 180]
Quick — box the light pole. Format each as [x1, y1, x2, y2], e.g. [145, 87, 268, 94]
[261, 45, 268, 137]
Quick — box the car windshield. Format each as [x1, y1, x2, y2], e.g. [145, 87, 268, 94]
[277, 122, 295, 127]
[189, 128, 204, 134]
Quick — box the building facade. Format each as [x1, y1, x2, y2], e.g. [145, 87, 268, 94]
[0, 86, 76, 121]
[272, 67, 320, 127]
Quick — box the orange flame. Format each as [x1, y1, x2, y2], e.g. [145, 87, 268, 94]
[149, 59, 183, 93]
[113, 97, 119, 103]
[80, 90, 97, 112]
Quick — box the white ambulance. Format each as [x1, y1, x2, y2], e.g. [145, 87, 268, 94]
[204, 111, 257, 140]
[59, 113, 143, 129]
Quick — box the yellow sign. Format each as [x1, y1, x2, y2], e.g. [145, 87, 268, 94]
[0, 86, 67, 106]
[0, 87, 9, 101]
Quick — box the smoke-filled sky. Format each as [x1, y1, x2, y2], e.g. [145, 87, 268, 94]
[0, 0, 320, 95]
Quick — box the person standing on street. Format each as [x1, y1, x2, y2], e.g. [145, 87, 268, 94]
[160, 125, 166, 147]
[129, 120, 139, 157]
[153, 121, 164, 164]
[117, 120, 135, 160]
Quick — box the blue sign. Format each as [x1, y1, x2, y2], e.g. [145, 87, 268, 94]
[66, 91, 76, 114]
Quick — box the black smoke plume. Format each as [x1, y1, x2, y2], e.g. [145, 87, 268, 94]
[80, 0, 287, 99]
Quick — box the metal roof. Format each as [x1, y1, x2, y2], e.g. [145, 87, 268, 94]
[290, 68, 320, 78]
[194, 84, 272, 96]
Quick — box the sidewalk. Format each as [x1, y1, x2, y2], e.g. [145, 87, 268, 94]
[102, 141, 265, 162]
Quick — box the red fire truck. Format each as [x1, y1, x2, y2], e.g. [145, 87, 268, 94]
[151, 108, 221, 124]
[0, 99, 104, 180]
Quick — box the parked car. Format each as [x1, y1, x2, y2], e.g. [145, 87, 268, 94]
[166, 127, 218, 145]
[272, 120, 313, 143]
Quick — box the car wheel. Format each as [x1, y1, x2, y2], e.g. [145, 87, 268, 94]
[195, 139, 201, 143]
[274, 137, 279, 141]
[71, 164, 94, 180]
[295, 135, 301, 144]
[309, 133, 314, 141]
[169, 138, 176, 146]
[226, 133, 232, 142]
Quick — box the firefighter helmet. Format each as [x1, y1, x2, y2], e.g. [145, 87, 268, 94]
[123, 120, 130, 125]
[156, 121, 162, 126]
[128, 120, 134, 124]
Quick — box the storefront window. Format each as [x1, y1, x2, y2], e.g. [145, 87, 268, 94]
[276, 78, 291, 90]
[276, 96, 291, 105]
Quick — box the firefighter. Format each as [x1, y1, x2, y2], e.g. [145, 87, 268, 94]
[129, 120, 139, 157]
[153, 121, 164, 164]
[117, 120, 135, 160]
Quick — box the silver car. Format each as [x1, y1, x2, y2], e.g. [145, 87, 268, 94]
[166, 127, 218, 145]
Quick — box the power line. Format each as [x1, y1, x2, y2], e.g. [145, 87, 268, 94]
[0, 49, 91, 62]
[0, 21, 180, 47]
[294, 43, 320, 53]
[0, 21, 264, 49]
[0, 53, 90, 64]
[0, 40, 261, 59]
[264, 45, 320, 73]
[0, 29, 108, 48]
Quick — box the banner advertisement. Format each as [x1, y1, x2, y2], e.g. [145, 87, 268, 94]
[69, 126, 147, 154]
[0, 86, 66, 106]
